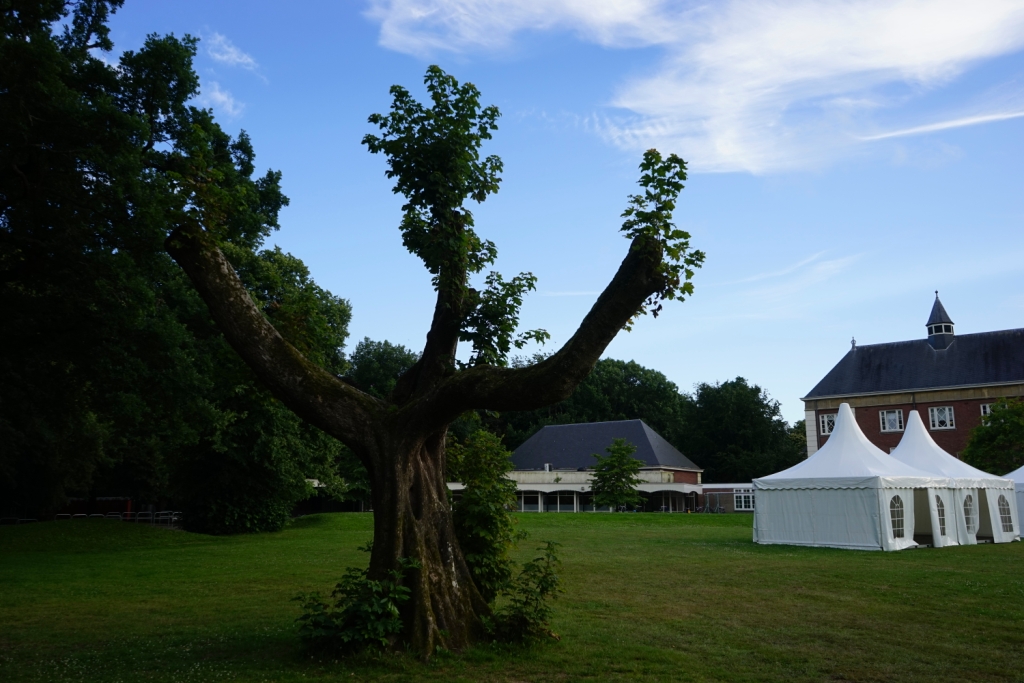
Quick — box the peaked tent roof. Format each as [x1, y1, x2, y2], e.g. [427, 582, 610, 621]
[890, 411, 1012, 489]
[755, 404, 946, 490]
[1006, 464, 1024, 485]
[926, 294, 954, 326]
[802, 329, 1024, 399]
[510, 420, 700, 471]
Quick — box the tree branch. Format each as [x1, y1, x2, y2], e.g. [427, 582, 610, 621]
[165, 225, 383, 456]
[419, 235, 666, 428]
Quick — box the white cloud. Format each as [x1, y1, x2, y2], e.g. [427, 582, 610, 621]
[206, 32, 259, 71]
[367, 0, 1024, 173]
[198, 81, 244, 117]
[860, 111, 1024, 140]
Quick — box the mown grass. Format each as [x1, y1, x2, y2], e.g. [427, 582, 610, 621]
[1, 513, 1022, 682]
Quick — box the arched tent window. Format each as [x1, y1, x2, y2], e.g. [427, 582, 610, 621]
[998, 495, 1014, 533]
[935, 496, 946, 536]
[963, 495, 976, 534]
[890, 496, 904, 539]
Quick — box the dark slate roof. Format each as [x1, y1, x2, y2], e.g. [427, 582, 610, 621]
[926, 295, 953, 326]
[804, 329, 1024, 399]
[511, 420, 701, 471]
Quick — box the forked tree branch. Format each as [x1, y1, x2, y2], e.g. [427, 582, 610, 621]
[165, 225, 383, 458]
[416, 235, 666, 430]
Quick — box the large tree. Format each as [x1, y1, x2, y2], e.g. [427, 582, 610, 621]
[963, 398, 1024, 475]
[166, 64, 703, 653]
[681, 377, 804, 482]
[0, 0, 351, 528]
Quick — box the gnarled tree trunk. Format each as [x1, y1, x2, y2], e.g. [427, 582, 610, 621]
[367, 427, 489, 651]
[166, 222, 666, 656]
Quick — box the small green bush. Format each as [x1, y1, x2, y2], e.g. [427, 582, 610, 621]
[294, 545, 419, 653]
[487, 541, 564, 643]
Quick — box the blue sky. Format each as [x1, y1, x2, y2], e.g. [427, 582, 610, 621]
[104, 1, 1024, 423]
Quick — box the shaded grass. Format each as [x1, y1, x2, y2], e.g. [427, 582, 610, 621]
[1, 513, 1023, 682]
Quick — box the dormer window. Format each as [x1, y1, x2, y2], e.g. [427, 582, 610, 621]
[927, 324, 953, 335]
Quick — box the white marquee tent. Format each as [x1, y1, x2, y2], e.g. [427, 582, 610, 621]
[890, 410, 1019, 545]
[753, 403, 949, 551]
[1007, 465, 1024, 524]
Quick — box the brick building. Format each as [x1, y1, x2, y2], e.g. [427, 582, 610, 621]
[802, 294, 1024, 458]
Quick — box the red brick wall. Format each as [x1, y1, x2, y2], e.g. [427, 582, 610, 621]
[673, 471, 699, 484]
[816, 399, 990, 457]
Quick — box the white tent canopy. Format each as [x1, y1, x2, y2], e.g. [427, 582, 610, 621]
[754, 403, 949, 551]
[890, 410, 1019, 545]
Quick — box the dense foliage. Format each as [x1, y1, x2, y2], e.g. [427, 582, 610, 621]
[448, 430, 525, 603]
[590, 438, 644, 511]
[679, 378, 805, 482]
[495, 358, 689, 450]
[0, 0, 351, 530]
[963, 398, 1024, 475]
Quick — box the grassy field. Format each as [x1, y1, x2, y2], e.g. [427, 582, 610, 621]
[1, 513, 1022, 683]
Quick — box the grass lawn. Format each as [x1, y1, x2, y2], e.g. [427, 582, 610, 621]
[1, 513, 1023, 682]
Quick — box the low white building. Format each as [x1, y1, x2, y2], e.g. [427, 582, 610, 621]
[450, 420, 703, 512]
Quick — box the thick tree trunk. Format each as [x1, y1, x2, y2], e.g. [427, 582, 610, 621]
[367, 426, 489, 654]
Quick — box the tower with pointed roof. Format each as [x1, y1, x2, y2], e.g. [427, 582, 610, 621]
[801, 293, 1024, 461]
[926, 291, 955, 350]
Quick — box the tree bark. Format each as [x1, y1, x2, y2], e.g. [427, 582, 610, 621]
[367, 425, 489, 652]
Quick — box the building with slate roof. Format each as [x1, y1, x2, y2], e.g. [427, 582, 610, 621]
[802, 293, 1024, 458]
[449, 419, 704, 512]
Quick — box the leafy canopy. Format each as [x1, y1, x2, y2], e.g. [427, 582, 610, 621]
[591, 438, 644, 511]
[620, 150, 706, 326]
[448, 430, 525, 604]
[362, 66, 552, 367]
[963, 398, 1024, 475]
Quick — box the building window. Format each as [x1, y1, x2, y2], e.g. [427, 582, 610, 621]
[981, 403, 992, 418]
[998, 495, 1014, 533]
[890, 496, 904, 539]
[928, 324, 953, 335]
[880, 409, 904, 433]
[819, 413, 836, 436]
[963, 495, 976, 534]
[935, 496, 946, 536]
[929, 406, 955, 430]
[734, 489, 754, 511]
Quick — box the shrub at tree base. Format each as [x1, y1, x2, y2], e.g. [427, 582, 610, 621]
[486, 541, 565, 643]
[294, 545, 420, 653]
[449, 430, 526, 603]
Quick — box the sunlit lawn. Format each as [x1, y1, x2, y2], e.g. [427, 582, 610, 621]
[1, 512, 1022, 682]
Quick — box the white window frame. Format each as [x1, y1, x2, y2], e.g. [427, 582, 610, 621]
[980, 403, 992, 417]
[927, 324, 953, 335]
[879, 409, 904, 433]
[935, 495, 946, 537]
[733, 489, 754, 511]
[819, 413, 836, 436]
[928, 406, 955, 430]
[963, 494, 976, 534]
[890, 495, 904, 539]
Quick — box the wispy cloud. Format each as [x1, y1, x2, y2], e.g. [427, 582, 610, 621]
[366, 0, 1024, 173]
[198, 81, 244, 117]
[206, 32, 259, 71]
[720, 251, 827, 286]
[859, 111, 1024, 140]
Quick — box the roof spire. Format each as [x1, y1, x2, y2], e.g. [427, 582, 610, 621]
[926, 292, 954, 349]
